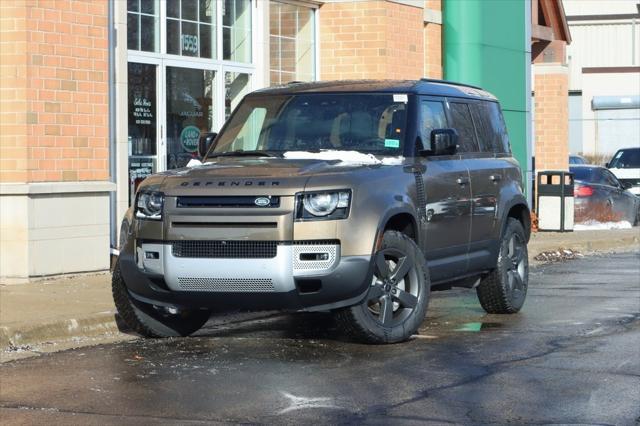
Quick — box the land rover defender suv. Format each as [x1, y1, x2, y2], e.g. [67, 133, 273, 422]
[113, 79, 531, 344]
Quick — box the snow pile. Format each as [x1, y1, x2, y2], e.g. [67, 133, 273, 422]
[283, 150, 404, 165]
[534, 248, 584, 263]
[573, 220, 633, 231]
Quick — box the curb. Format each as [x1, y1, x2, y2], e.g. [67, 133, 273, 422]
[528, 232, 639, 263]
[0, 312, 119, 352]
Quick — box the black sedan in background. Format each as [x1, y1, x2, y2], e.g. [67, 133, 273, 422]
[571, 165, 640, 225]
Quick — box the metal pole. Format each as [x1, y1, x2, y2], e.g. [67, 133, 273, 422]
[108, 0, 117, 252]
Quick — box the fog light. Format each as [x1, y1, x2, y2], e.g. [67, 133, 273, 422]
[145, 251, 159, 259]
[299, 252, 329, 261]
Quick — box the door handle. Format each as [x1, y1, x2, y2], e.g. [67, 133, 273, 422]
[489, 174, 502, 182]
[456, 176, 470, 185]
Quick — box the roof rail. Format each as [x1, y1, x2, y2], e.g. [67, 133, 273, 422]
[287, 80, 305, 85]
[419, 78, 483, 91]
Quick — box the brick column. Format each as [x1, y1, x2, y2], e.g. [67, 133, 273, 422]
[533, 63, 570, 171]
[319, 0, 424, 80]
[0, 0, 113, 280]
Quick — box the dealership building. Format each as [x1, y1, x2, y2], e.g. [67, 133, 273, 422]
[0, 0, 571, 280]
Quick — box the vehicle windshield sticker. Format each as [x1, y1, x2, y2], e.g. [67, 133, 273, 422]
[393, 94, 408, 103]
[384, 139, 400, 148]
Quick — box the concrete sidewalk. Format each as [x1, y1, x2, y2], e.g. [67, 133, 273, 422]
[1, 228, 638, 357]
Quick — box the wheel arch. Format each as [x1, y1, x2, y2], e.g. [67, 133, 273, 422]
[374, 208, 420, 252]
[504, 201, 531, 242]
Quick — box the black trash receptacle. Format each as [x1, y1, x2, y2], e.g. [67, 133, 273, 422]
[536, 171, 574, 232]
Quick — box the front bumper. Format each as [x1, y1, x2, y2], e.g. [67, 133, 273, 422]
[118, 238, 373, 312]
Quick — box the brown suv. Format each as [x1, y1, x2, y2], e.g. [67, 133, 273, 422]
[113, 80, 531, 344]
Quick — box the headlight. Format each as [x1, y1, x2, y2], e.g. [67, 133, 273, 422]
[296, 190, 351, 220]
[135, 191, 164, 220]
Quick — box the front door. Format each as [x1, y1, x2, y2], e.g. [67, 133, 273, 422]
[418, 98, 472, 282]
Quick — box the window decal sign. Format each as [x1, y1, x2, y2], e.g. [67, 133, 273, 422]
[181, 34, 199, 54]
[180, 125, 201, 153]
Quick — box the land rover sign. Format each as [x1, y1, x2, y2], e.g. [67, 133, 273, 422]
[180, 125, 200, 153]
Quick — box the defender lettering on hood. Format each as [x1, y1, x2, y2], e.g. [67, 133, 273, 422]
[179, 180, 281, 187]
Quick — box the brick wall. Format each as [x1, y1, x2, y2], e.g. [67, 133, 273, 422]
[386, 1, 423, 79]
[534, 69, 569, 171]
[0, 0, 109, 184]
[319, 1, 424, 80]
[424, 0, 442, 79]
[0, 2, 29, 182]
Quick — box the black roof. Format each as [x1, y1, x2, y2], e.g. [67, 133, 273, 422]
[251, 79, 498, 101]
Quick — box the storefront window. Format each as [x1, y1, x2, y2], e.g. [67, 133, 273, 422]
[127, 0, 160, 52]
[167, 0, 217, 58]
[223, 0, 252, 63]
[269, 1, 315, 85]
[166, 67, 216, 169]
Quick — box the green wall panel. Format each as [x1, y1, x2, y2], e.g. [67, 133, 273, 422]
[443, 0, 531, 197]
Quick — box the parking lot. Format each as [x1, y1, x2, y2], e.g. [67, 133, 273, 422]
[1, 251, 639, 425]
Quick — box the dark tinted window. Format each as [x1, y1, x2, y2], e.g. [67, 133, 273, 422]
[609, 148, 640, 169]
[449, 102, 479, 152]
[419, 100, 447, 150]
[570, 167, 594, 182]
[470, 101, 510, 153]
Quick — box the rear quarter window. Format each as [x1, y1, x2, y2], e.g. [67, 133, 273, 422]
[470, 101, 511, 154]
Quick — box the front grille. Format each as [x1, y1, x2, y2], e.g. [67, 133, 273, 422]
[172, 240, 278, 259]
[177, 277, 274, 292]
[176, 196, 280, 208]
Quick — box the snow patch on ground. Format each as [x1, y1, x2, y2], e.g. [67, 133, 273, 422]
[574, 220, 633, 231]
[283, 150, 404, 165]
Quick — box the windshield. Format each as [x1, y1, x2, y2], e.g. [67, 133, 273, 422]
[609, 148, 640, 169]
[207, 93, 407, 159]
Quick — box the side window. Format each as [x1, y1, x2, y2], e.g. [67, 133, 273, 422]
[419, 100, 447, 149]
[470, 102, 511, 154]
[602, 170, 620, 188]
[448, 102, 479, 153]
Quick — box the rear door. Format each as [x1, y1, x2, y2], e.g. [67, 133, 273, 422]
[465, 101, 516, 270]
[417, 97, 472, 282]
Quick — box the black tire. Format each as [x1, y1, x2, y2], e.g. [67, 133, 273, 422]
[634, 204, 640, 226]
[334, 231, 430, 344]
[112, 262, 211, 337]
[477, 218, 529, 314]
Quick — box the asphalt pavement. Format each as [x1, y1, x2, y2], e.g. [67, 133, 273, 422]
[1, 252, 639, 425]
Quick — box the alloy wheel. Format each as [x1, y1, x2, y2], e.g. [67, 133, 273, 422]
[367, 248, 419, 326]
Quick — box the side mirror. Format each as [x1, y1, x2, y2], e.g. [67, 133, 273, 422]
[430, 128, 458, 156]
[621, 181, 633, 190]
[605, 162, 611, 168]
[198, 132, 217, 159]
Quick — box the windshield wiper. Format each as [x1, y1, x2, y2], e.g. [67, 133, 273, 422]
[208, 150, 280, 158]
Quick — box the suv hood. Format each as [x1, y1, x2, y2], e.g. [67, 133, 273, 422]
[151, 156, 405, 196]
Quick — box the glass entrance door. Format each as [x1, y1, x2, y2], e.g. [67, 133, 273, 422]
[165, 66, 216, 169]
[127, 62, 159, 205]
